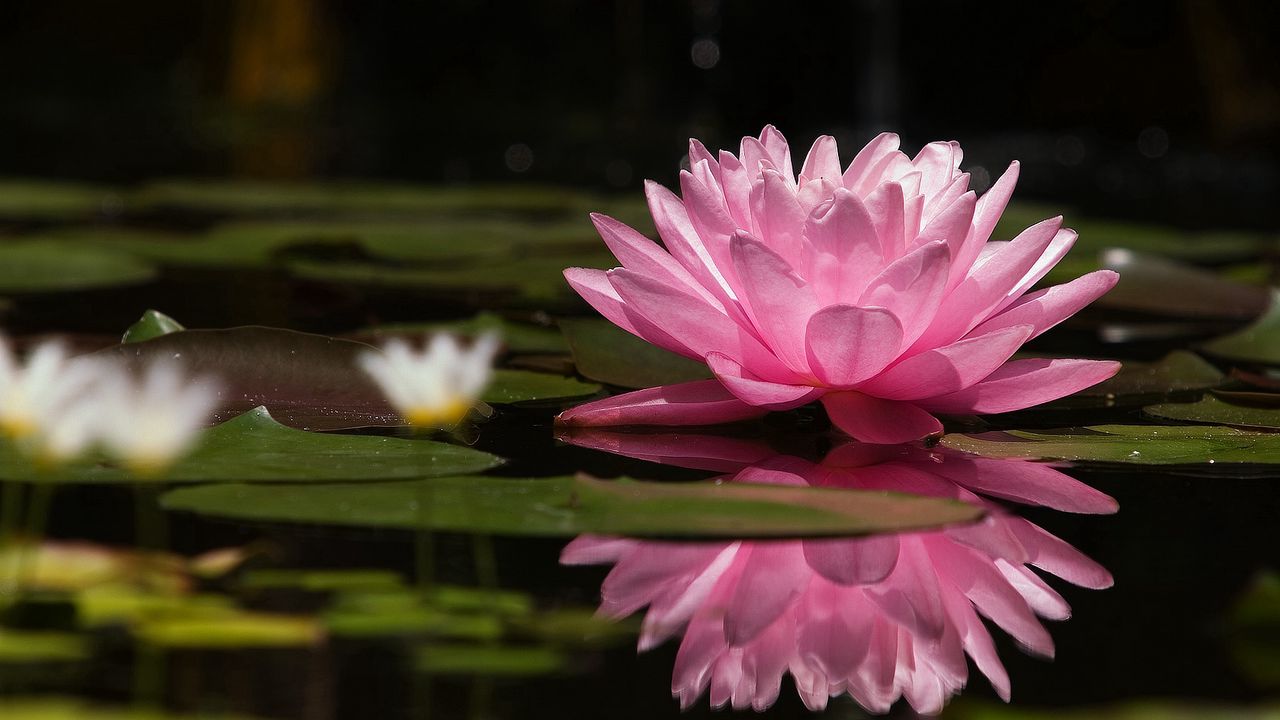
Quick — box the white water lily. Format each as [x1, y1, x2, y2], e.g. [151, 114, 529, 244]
[358, 333, 501, 429]
[97, 360, 221, 476]
[0, 337, 99, 441]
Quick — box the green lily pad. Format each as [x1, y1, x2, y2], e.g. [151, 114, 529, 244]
[324, 591, 504, 640]
[415, 643, 565, 675]
[0, 629, 88, 663]
[1203, 288, 1280, 365]
[1146, 395, 1280, 430]
[482, 369, 599, 404]
[288, 250, 615, 302]
[1096, 250, 1269, 319]
[0, 179, 122, 219]
[0, 240, 155, 293]
[102, 326, 404, 431]
[559, 318, 713, 388]
[239, 569, 405, 594]
[132, 180, 591, 216]
[1045, 351, 1223, 409]
[121, 310, 185, 344]
[134, 610, 321, 649]
[2, 407, 501, 484]
[942, 425, 1280, 465]
[160, 473, 983, 538]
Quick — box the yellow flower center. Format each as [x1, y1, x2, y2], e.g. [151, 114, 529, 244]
[404, 399, 472, 429]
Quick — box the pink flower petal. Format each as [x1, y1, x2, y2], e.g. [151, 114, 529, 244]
[749, 169, 806, 267]
[556, 380, 768, 427]
[932, 540, 1054, 658]
[706, 352, 824, 410]
[971, 269, 1120, 340]
[555, 427, 775, 473]
[863, 181, 906, 259]
[729, 233, 818, 373]
[918, 358, 1122, 414]
[800, 135, 841, 184]
[803, 188, 885, 305]
[859, 324, 1034, 401]
[758, 124, 794, 179]
[717, 150, 753, 227]
[805, 305, 904, 387]
[589, 213, 715, 305]
[724, 542, 809, 646]
[842, 132, 900, 191]
[644, 180, 743, 316]
[932, 455, 1119, 514]
[911, 140, 962, 197]
[821, 392, 943, 444]
[858, 240, 951, 347]
[1009, 518, 1114, 589]
[917, 190, 976, 265]
[802, 535, 900, 585]
[947, 160, 1020, 292]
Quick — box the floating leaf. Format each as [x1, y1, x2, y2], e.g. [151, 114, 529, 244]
[239, 569, 404, 593]
[288, 250, 615, 302]
[1145, 395, 1280, 430]
[2, 407, 501, 484]
[482, 369, 599, 405]
[0, 179, 122, 219]
[121, 310, 184, 344]
[160, 474, 982, 538]
[0, 241, 155, 293]
[559, 318, 712, 388]
[415, 643, 565, 675]
[0, 629, 88, 663]
[324, 591, 504, 640]
[1045, 351, 1222, 408]
[1098, 250, 1269, 319]
[134, 610, 321, 649]
[133, 180, 592, 216]
[102, 326, 398, 431]
[1203, 289, 1280, 365]
[942, 425, 1280, 465]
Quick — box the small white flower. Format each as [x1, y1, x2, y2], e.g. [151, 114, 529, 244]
[97, 360, 221, 476]
[0, 337, 98, 441]
[358, 333, 500, 429]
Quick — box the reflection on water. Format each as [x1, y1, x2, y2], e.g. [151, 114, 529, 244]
[560, 429, 1117, 714]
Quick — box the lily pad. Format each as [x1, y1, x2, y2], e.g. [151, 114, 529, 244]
[121, 310, 185, 344]
[1203, 289, 1280, 365]
[1097, 250, 1269, 319]
[132, 180, 591, 216]
[134, 610, 322, 649]
[103, 326, 398, 430]
[942, 425, 1280, 465]
[559, 318, 713, 388]
[482, 370, 600, 405]
[0, 179, 123, 219]
[1145, 395, 1280, 431]
[1045, 351, 1223, 408]
[0, 241, 155, 293]
[415, 643, 565, 675]
[0, 629, 88, 663]
[946, 699, 1280, 720]
[159, 473, 983, 538]
[2, 407, 501, 484]
[239, 569, 405, 594]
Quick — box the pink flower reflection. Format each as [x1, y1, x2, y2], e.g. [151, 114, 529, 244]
[560, 429, 1115, 714]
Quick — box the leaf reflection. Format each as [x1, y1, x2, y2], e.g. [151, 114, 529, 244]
[559, 428, 1117, 714]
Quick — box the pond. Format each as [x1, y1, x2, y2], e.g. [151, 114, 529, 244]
[0, 165, 1276, 720]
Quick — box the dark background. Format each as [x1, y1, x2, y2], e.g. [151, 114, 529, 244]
[1, 0, 1278, 227]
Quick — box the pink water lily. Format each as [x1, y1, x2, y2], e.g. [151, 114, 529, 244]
[561, 428, 1116, 713]
[560, 127, 1120, 442]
